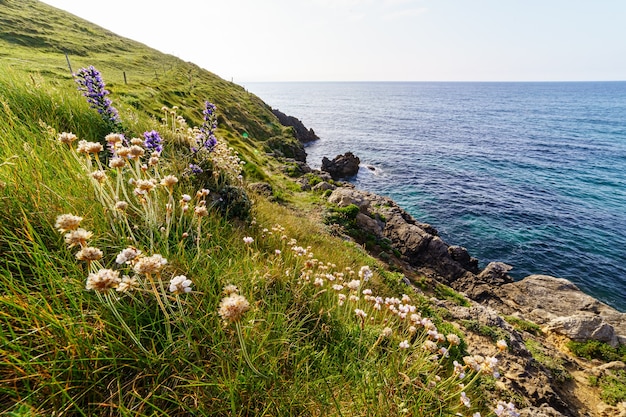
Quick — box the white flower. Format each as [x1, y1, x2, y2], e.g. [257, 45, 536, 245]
[243, 236, 254, 244]
[460, 391, 471, 408]
[354, 309, 367, 319]
[346, 279, 361, 291]
[358, 265, 373, 281]
[169, 275, 193, 294]
[116, 275, 139, 293]
[133, 254, 167, 274]
[496, 339, 508, 351]
[55, 213, 83, 232]
[116, 247, 142, 264]
[86, 269, 120, 292]
[447, 333, 461, 346]
[218, 293, 250, 323]
[399, 340, 410, 349]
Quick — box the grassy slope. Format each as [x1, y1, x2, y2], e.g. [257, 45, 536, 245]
[0, 1, 505, 416]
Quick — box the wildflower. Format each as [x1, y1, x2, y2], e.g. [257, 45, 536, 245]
[196, 101, 217, 150]
[473, 413, 482, 417]
[408, 325, 417, 334]
[447, 333, 461, 346]
[115, 247, 142, 264]
[358, 265, 373, 281]
[115, 275, 139, 293]
[218, 293, 250, 323]
[338, 293, 347, 306]
[189, 164, 203, 174]
[109, 157, 126, 169]
[494, 401, 520, 417]
[194, 205, 208, 217]
[460, 392, 471, 408]
[243, 236, 254, 244]
[169, 275, 193, 294]
[115, 201, 128, 211]
[381, 327, 393, 337]
[74, 66, 120, 127]
[362, 288, 372, 296]
[64, 228, 93, 248]
[453, 360, 466, 379]
[130, 137, 144, 145]
[399, 340, 410, 349]
[496, 339, 508, 352]
[423, 340, 438, 352]
[128, 145, 145, 159]
[346, 279, 361, 291]
[143, 130, 163, 153]
[105, 133, 125, 146]
[91, 170, 107, 183]
[133, 254, 167, 275]
[86, 268, 120, 292]
[401, 293, 411, 304]
[223, 284, 239, 295]
[76, 246, 103, 261]
[332, 284, 344, 291]
[57, 132, 77, 145]
[354, 309, 367, 319]
[274, 249, 281, 255]
[133, 179, 157, 195]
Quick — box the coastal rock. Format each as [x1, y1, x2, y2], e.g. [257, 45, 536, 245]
[321, 152, 360, 179]
[271, 108, 320, 143]
[312, 181, 336, 192]
[492, 275, 626, 346]
[327, 187, 476, 283]
[545, 315, 617, 345]
[518, 405, 566, 417]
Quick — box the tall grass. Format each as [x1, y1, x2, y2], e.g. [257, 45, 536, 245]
[0, 68, 515, 416]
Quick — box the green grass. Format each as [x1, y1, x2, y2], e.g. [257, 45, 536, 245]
[0, 3, 521, 415]
[566, 339, 626, 363]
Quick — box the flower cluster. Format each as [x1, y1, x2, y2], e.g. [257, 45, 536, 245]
[143, 130, 163, 154]
[197, 101, 217, 150]
[74, 66, 121, 128]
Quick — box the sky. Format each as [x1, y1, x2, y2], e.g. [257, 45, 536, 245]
[42, 0, 626, 82]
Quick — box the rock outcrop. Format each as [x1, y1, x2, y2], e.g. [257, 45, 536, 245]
[271, 108, 319, 143]
[492, 275, 626, 346]
[321, 152, 360, 179]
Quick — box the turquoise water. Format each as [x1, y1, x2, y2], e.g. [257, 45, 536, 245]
[245, 82, 626, 312]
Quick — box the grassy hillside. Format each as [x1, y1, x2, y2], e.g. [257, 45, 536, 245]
[0, 1, 514, 416]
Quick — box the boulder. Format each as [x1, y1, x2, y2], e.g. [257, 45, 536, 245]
[312, 181, 336, 192]
[321, 152, 360, 179]
[545, 315, 617, 345]
[247, 182, 273, 196]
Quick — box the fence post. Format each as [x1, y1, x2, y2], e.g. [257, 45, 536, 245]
[123, 71, 127, 85]
[65, 53, 73, 75]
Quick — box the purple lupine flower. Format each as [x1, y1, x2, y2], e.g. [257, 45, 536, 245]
[74, 66, 121, 127]
[143, 130, 163, 154]
[198, 101, 217, 150]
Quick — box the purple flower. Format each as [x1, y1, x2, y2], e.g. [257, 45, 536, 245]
[74, 66, 121, 127]
[198, 101, 217, 150]
[143, 130, 163, 153]
[189, 164, 203, 174]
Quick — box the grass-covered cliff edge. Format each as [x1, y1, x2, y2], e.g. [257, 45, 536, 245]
[1, 1, 624, 416]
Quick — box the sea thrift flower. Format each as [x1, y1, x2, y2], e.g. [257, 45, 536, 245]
[115, 247, 141, 264]
[57, 132, 77, 145]
[75, 246, 103, 261]
[86, 268, 120, 292]
[143, 130, 163, 153]
[494, 401, 520, 417]
[194, 205, 208, 217]
[128, 145, 145, 159]
[381, 327, 393, 337]
[115, 201, 128, 211]
[64, 228, 93, 248]
[338, 293, 347, 306]
[169, 275, 193, 294]
[74, 66, 120, 127]
[447, 333, 461, 346]
[399, 340, 410, 349]
[218, 293, 250, 323]
[346, 279, 361, 291]
[91, 170, 107, 183]
[133, 254, 167, 274]
[160, 175, 178, 188]
[243, 236, 254, 244]
[109, 157, 126, 169]
[55, 214, 83, 232]
[460, 392, 471, 408]
[74, 66, 120, 126]
[354, 309, 367, 319]
[358, 265, 373, 281]
[116, 275, 139, 293]
[223, 284, 239, 295]
[423, 340, 438, 352]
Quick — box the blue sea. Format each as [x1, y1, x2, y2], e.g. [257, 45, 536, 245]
[245, 82, 626, 312]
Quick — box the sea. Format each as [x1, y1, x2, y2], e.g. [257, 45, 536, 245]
[244, 81, 626, 312]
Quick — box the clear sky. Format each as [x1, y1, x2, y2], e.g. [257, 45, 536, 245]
[42, 0, 626, 82]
